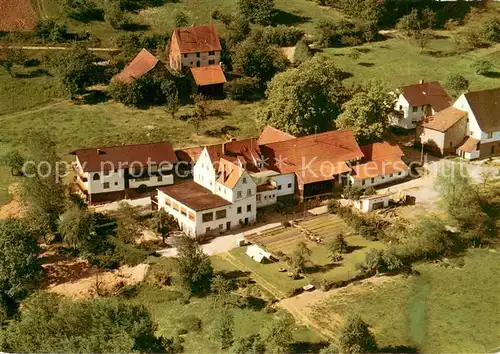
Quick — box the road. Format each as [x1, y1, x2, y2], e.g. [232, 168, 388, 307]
[1, 45, 120, 52]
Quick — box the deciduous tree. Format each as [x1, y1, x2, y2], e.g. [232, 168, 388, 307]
[445, 74, 469, 98]
[211, 309, 234, 349]
[238, 0, 275, 26]
[174, 235, 213, 294]
[288, 241, 311, 275]
[0, 219, 42, 300]
[258, 55, 349, 136]
[338, 314, 377, 354]
[336, 81, 396, 144]
[0, 149, 25, 176]
[260, 316, 293, 354]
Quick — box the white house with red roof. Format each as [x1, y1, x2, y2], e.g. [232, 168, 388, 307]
[392, 80, 451, 129]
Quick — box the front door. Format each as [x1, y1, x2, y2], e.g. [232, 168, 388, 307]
[244, 218, 249, 225]
[226, 221, 231, 230]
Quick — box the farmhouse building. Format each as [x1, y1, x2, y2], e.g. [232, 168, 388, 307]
[113, 49, 163, 83]
[71, 142, 178, 204]
[418, 106, 468, 155]
[349, 142, 409, 187]
[392, 81, 451, 129]
[417, 86, 500, 159]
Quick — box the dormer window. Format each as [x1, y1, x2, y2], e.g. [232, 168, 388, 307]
[412, 106, 418, 113]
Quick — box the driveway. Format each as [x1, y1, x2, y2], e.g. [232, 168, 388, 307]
[157, 221, 283, 257]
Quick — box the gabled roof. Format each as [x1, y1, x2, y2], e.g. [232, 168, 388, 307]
[400, 81, 451, 112]
[457, 136, 480, 153]
[72, 142, 178, 172]
[261, 130, 364, 177]
[158, 181, 231, 212]
[172, 25, 222, 54]
[421, 106, 467, 133]
[257, 126, 296, 145]
[351, 142, 408, 180]
[114, 49, 160, 83]
[190, 65, 226, 86]
[217, 158, 245, 189]
[464, 87, 500, 133]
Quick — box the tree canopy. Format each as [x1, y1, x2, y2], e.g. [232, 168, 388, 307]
[338, 314, 377, 354]
[336, 81, 396, 145]
[0, 292, 166, 353]
[238, 0, 275, 26]
[0, 219, 42, 300]
[174, 235, 213, 294]
[258, 55, 349, 136]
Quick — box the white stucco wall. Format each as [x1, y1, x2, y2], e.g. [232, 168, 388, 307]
[181, 51, 221, 69]
[256, 189, 277, 208]
[354, 196, 391, 213]
[420, 128, 445, 150]
[194, 148, 217, 193]
[129, 174, 174, 189]
[350, 169, 409, 187]
[270, 173, 295, 196]
[88, 169, 125, 194]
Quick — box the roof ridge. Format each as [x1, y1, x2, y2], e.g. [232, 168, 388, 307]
[71, 141, 172, 153]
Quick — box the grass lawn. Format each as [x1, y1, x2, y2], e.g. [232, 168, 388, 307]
[323, 33, 500, 89]
[311, 249, 500, 353]
[125, 256, 323, 353]
[237, 214, 386, 292]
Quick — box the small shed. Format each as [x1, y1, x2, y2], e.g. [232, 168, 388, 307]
[354, 194, 391, 213]
[246, 244, 273, 263]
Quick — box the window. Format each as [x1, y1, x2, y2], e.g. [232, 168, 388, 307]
[371, 178, 375, 183]
[412, 106, 418, 113]
[208, 59, 215, 65]
[287, 183, 292, 188]
[219, 224, 223, 230]
[237, 191, 242, 198]
[247, 189, 252, 196]
[209, 51, 215, 55]
[487, 132, 493, 139]
[93, 173, 100, 181]
[196, 52, 200, 58]
[242, 177, 247, 184]
[103, 170, 110, 176]
[362, 180, 365, 186]
[398, 172, 402, 176]
[183, 54, 188, 58]
[389, 174, 393, 178]
[399, 105, 403, 110]
[237, 206, 242, 214]
[256, 194, 261, 202]
[206, 227, 210, 233]
[278, 185, 282, 190]
[202, 212, 213, 222]
[114, 182, 118, 186]
[247, 205, 251, 212]
[216, 209, 226, 220]
[196, 61, 200, 67]
[158, 175, 163, 182]
[381, 175, 385, 179]
[103, 182, 110, 189]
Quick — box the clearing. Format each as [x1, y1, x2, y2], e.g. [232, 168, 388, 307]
[0, 0, 38, 31]
[308, 249, 500, 352]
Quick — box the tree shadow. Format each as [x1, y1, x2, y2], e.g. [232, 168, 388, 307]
[274, 9, 310, 26]
[82, 90, 110, 105]
[305, 263, 340, 274]
[358, 62, 374, 67]
[218, 270, 251, 280]
[379, 345, 419, 353]
[291, 341, 329, 353]
[204, 125, 240, 137]
[483, 71, 500, 79]
[244, 296, 267, 311]
[14, 69, 52, 78]
[209, 109, 230, 118]
[121, 0, 170, 12]
[345, 245, 365, 254]
[23, 58, 41, 67]
[120, 22, 150, 31]
[355, 48, 371, 53]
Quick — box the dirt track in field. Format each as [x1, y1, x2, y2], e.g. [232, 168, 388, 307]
[0, 0, 39, 31]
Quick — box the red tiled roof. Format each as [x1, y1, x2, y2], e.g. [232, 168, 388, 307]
[351, 142, 407, 180]
[158, 181, 231, 212]
[114, 49, 160, 83]
[400, 81, 451, 112]
[257, 126, 296, 145]
[464, 87, 500, 133]
[421, 106, 467, 133]
[257, 183, 276, 192]
[173, 25, 222, 54]
[217, 158, 245, 189]
[190, 65, 226, 86]
[457, 136, 480, 153]
[261, 130, 364, 178]
[72, 142, 178, 172]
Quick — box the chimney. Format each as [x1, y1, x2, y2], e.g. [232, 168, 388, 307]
[419, 79, 424, 84]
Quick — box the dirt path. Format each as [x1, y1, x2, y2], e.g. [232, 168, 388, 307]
[0, 99, 67, 120]
[1, 45, 120, 52]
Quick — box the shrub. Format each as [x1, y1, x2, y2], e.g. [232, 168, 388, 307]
[480, 17, 500, 43]
[329, 234, 349, 254]
[62, 0, 104, 22]
[225, 77, 264, 101]
[33, 19, 67, 42]
[285, 287, 304, 297]
[327, 199, 340, 214]
[293, 39, 312, 64]
[249, 25, 304, 46]
[239, 0, 276, 26]
[180, 315, 202, 332]
[471, 59, 492, 75]
[162, 336, 184, 353]
[315, 19, 368, 48]
[311, 277, 333, 292]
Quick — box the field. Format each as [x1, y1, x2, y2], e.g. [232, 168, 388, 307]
[125, 256, 324, 353]
[310, 249, 500, 353]
[324, 32, 500, 89]
[230, 214, 385, 296]
[0, 0, 38, 31]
